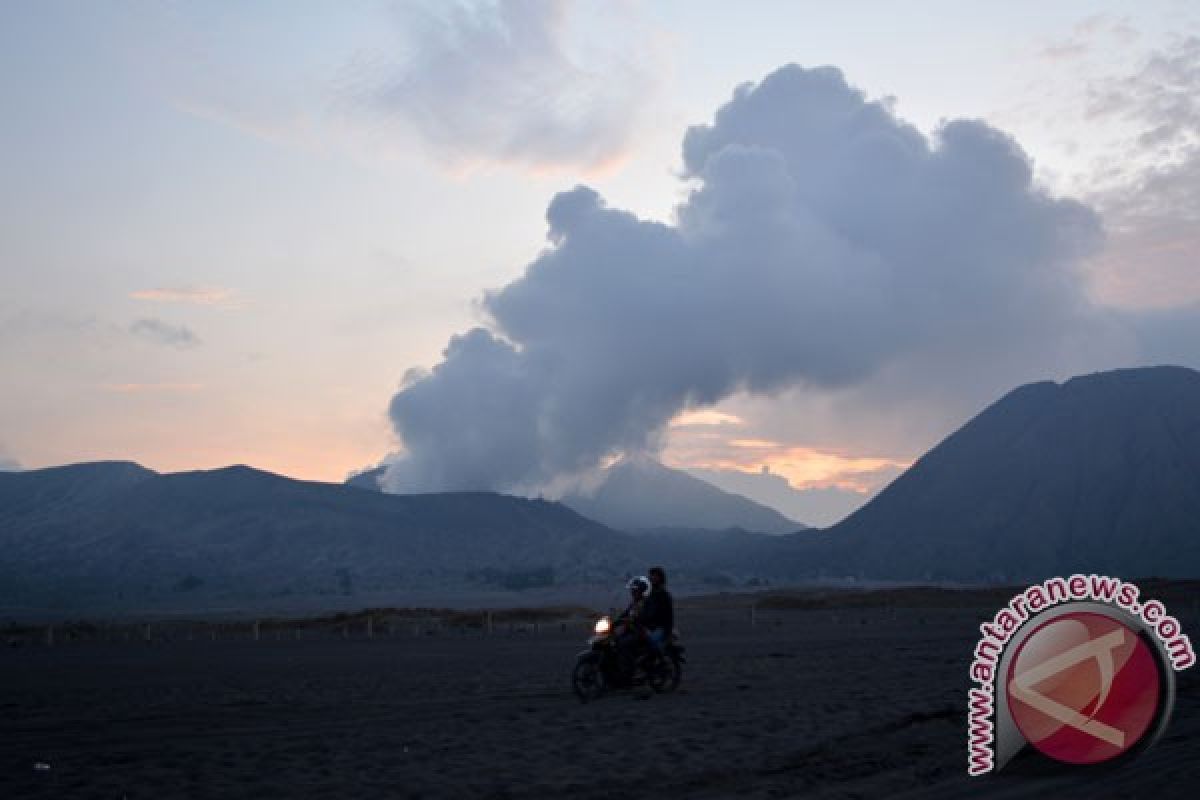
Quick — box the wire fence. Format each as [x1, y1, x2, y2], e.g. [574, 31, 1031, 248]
[1, 606, 606, 647]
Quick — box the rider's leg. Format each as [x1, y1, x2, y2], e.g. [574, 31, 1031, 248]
[615, 630, 638, 684]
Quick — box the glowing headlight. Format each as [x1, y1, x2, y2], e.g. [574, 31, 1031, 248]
[593, 616, 612, 635]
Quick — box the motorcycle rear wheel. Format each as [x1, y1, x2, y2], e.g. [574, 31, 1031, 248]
[647, 655, 682, 694]
[572, 658, 605, 703]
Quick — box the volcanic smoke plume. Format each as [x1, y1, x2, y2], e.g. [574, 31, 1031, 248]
[385, 64, 1104, 494]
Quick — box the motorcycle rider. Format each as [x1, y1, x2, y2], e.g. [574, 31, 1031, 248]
[615, 576, 649, 684]
[617, 575, 648, 625]
[640, 566, 674, 654]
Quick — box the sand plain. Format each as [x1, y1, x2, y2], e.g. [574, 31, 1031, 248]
[3, 588, 1198, 798]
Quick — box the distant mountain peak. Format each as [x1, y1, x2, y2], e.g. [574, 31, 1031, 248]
[6, 459, 159, 490]
[33, 459, 157, 476]
[342, 457, 806, 534]
[562, 457, 805, 534]
[346, 465, 386, 491]
[190, 464, 286, 480]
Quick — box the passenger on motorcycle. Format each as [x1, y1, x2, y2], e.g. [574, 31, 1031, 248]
[641, 566, 674, 653]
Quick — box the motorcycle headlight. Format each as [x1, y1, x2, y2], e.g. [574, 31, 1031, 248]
[593, 616, 611, 635]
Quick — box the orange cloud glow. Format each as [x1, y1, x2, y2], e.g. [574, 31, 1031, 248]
[664, 433, 910, 493]
[669, 409, 745, 427]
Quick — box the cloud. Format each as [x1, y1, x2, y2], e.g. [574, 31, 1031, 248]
[0, 309, 104, 338]
[383, 64, 1153, 494]
[338, 0, 661, 172]
[1082, 36, 1200, 308]
[664, 433, 908, 493]
[129, 318, 200, 349]
[1086, 35, 1200, 151]
[143, 1, 661, 173]
[1037, 15, 1140, 62]
[130, 286, 242, 307]
[685, 467, 871, 529]
[669, 409, 744, 428]
[0, 452, 21, 472]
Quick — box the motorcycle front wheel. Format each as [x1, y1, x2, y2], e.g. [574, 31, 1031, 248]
[572, 657, 605, 703]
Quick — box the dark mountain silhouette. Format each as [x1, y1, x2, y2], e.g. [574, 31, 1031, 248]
[5, 366, 1198, 614]
[560, 457, 806, 534]
[0, 462, 813, 613]
[0, 463, 640, 611]
[815, 366, 1200, 581]
[349, 458, 806, 534]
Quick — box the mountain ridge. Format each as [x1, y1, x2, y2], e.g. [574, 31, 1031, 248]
[4, 366, 1200, 614]
[560, 457, 806, 534]
[350, 458, 807, 534]
[819, 365, 1200, 580]
[0, 463, 641, 611]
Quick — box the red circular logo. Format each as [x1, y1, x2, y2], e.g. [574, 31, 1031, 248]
[1006, 612, 1161, 765]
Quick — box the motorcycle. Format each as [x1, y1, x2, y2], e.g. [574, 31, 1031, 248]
[572, 614, 685, 702]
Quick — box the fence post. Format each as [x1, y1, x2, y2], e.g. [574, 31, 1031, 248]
[46, 625, 54, 647]
[366, 616, 374, 639]
[486, 611, 494, 636]
[253, 620, 261, 642]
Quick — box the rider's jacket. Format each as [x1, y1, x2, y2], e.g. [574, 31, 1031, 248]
[641, 587, 674, 634]
[617, 597, 644, 628]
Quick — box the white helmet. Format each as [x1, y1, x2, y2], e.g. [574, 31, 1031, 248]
[627, 576, 650, 594]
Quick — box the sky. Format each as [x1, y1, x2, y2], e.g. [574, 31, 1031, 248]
[3, 1, 1199, 525]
